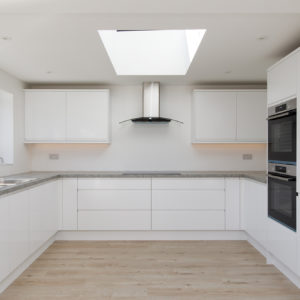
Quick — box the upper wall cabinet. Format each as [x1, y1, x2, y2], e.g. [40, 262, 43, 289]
[192, 90, 267, 143]
[25, 89, 110, 143]
[236, 91, 267, 142]
[267, 49, 299, 105]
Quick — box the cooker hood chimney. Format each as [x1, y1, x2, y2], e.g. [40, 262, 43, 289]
[120, 82, 183, 124]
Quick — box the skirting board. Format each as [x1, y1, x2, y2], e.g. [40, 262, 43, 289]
[56, 230, 246, 241]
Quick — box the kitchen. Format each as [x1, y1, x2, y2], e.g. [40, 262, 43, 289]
[0, 0, 300, 299]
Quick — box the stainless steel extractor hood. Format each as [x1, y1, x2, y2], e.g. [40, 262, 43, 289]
[120, 82, 183, 124]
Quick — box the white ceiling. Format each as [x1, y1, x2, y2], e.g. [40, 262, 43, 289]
[0, 0, 300, 85]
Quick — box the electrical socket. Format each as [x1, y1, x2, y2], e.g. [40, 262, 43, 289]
[242, 154, 253, 160]
[49, 153, 59, 160]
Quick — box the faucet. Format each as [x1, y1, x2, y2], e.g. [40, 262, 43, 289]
[0, 157, 4, 164]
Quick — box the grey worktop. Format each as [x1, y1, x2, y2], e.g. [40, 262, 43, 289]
[0, 171, 267, 196]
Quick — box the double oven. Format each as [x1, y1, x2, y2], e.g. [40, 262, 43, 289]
[268, 98, 297, 231]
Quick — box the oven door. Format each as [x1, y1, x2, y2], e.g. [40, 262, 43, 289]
[268, 173, 296, 231]
[268, 111, 296, 164]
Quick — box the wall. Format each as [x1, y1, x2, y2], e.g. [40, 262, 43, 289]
[0, 69, 30, 176]
[29, 85, 266, 171]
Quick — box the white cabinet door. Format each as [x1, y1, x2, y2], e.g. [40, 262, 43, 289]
[243, 179, 267, 248]
[25, 91, 66, 141]
[225, 179, 240, 230]
[29, 180, 60, 253]
[9, 191, 30, 272]
[236, 91, 267, 142]
[267, 52, 298, 105]
[268, 218, 298, 274]
[192, 91, 236, 142]
[0, 196, 10, 282]
[0, 191, 30, 283]
[66, 91, 110, 142]
[62, 179, 78, 230]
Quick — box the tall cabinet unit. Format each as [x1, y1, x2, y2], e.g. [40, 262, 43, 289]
[267, 47, 300, 278]
[24, 89, 110, 143]
[192, 90, 267, 143]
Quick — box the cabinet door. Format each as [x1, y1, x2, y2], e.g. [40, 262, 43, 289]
[29, 181, 60, 253]
[225, 179, 240, 230]
[66, 91, 110, 142]
[62, 179, 78, 230]
[9, 191, 30, 272]
[243, 179, 267, 248]
[236, 91, 267, 142]
[267, 53, 298, 105]
[192, 91, 236, 142]
[0, 196, 10, 282]
[25, 91, 66, 141]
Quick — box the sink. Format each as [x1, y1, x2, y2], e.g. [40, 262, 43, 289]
[0, 178, 37, 187]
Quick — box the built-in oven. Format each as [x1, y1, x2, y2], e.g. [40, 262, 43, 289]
[268, 163, 297, 231]
[268, 98, 296, 165]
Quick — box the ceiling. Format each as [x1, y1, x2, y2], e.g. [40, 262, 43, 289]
[0, 0, 300, 85]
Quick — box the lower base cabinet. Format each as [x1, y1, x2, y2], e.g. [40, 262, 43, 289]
[242, 179, 267, 249]
[0, 180, 61, 283]
[152, 211, 225, 230]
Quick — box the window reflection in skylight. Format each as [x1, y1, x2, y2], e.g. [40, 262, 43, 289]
[98, 29, 206, 75]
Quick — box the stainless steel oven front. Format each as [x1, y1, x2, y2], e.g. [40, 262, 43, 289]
[268, 98, 296, 165]
[268, 163, 297, 231]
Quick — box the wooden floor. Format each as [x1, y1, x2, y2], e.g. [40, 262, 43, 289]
[0, 241, 300, 300]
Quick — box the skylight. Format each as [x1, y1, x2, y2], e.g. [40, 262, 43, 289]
[98, 29, 206, 75]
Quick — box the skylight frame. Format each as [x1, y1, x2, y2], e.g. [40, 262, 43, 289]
[98, 29, 206, 76]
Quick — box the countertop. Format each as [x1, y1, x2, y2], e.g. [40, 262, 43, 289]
[0, 171, 267, 196]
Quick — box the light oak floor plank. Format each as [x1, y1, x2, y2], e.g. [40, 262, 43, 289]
[0, 241, 300, 300]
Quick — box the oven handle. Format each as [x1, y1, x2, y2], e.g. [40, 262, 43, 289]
[268, 174, 296, 182]
[267, 110, 295, 120]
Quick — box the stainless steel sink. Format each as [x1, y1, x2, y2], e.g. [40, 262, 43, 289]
[0, 178, 37, 187]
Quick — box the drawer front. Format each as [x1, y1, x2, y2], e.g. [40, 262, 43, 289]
[152, 190, 225, 210]
[152, 178, 225, 190]
[78, 211, 151, 230]
[78, 190, 151, 210]
[78, 178, 151, 190]
[152, 211, 225, 230]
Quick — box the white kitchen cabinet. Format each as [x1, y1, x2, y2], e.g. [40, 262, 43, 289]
[78, 211, 151, 230]
[0, 190, 30, 282]
[78, 190, 151, 210]
[66, 91, 110, 142]
[267, 49, 299, 105]
[236, 91, 267, 142]
[152, 178, 225, 230]
[225, 179, 240, 230]
[242, 179, 267, 249]
[0, 195, 11, 282]
[62, 179, 78, 230]
[192, 90, 267, 143]
[24, 89, 110, 143]
[192, 91, 237, 142]
[25, 91, 66, 141]
[268, 218, 298, 274]
[29, 180, 60, 253]
[77, 178, 151, 230]
[152, 211, 225, 230]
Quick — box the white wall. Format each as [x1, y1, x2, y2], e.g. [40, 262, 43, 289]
[30, 85, 266, 171]
[0, 69, 30, 176]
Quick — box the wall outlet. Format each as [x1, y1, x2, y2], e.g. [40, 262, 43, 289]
[242, 154, 253, 160]
[49, 153, 59, 160]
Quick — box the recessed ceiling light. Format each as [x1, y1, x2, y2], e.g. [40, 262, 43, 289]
[98, 29, 206, 75]
[257, 36, 268, 41]
[1, 36, 12, 41]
